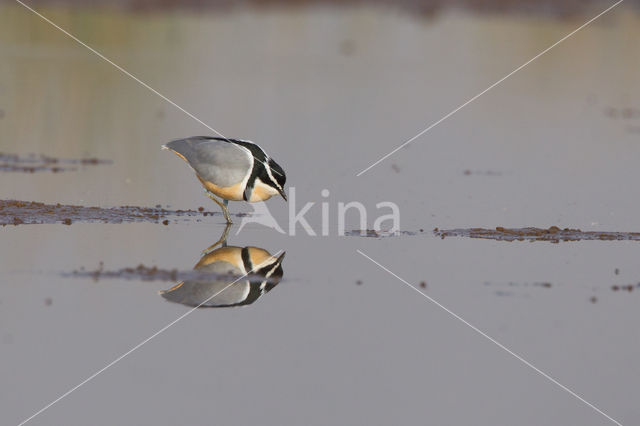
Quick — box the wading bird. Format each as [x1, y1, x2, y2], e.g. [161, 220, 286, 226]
[163, 136, 287, 223]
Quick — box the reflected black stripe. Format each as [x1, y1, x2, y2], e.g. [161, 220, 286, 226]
[241, 247, 253, 271]
[208, 248, 283, 307]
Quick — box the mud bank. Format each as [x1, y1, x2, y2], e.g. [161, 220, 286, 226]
[65, 263, 280, 284]
[434, 226, 640, 242]
[0, 200, 236, 225]
[0, 153, 111, 173]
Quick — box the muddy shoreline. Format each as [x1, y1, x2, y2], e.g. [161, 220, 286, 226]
[0, 153, 111, 173]
[65, 263, 278, 283]
[0, 199, 237, 225]
[434, 226, 640, 242]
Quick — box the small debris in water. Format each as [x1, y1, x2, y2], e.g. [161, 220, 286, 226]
[604, 106, 640, 119]
[610, 283, 640, 293]
[590, 296, 598, 304]
[485, 281, 554, 289]
[346, 229, 376, 237]
[356, 280, 363, 285]
[345, 229, 413, 238]
[44, 297, 53, 306]
[462, 169, 503, 176]
[615, 268, 620, 275]
[481, 280, 558, 299]
[419, 281, 427, 289]
[339, 39, 356, 56]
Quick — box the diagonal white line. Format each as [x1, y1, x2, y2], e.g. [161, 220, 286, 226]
[356, 249, 623, 426]
[356, 0, 624, 176]
[13, 0, 283, 178]
[17, 250, 283, 426]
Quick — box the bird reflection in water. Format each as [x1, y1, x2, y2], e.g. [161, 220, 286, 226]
[160, 224, 285, 308]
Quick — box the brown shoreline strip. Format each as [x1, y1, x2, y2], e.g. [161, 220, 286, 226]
[434, 226, 640, 242]
[0, 199, 237, 225]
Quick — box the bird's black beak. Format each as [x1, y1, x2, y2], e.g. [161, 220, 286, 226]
[279, 188, 287, 201]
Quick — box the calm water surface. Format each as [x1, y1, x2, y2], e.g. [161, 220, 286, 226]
[1, 2, 640, 425]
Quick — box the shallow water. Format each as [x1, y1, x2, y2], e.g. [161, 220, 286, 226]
[1, 2, 640, 425]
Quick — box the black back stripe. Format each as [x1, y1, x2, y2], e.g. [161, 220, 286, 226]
[201, 137, 267, 162]
[243, 161, 261, 201]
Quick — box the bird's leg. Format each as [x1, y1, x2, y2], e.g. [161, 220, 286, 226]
[221, 199, 232, 224]
[201, 223, 232, 256]
[223, 200, 230, 224]
[204, 190, 233, 224]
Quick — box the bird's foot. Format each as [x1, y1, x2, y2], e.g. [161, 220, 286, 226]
[204, 190, 234, 224]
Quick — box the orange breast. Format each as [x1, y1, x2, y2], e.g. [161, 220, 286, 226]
[198, 175, 245, 201]
[248, 179, 278, 202]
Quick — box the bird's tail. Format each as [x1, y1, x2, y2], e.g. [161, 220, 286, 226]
[162, 138, 196, 163]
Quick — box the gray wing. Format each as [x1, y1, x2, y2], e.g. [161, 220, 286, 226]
[166, 137, 253, 187]
[161, 280, 251, 307]
[160, 261, 251, 307]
